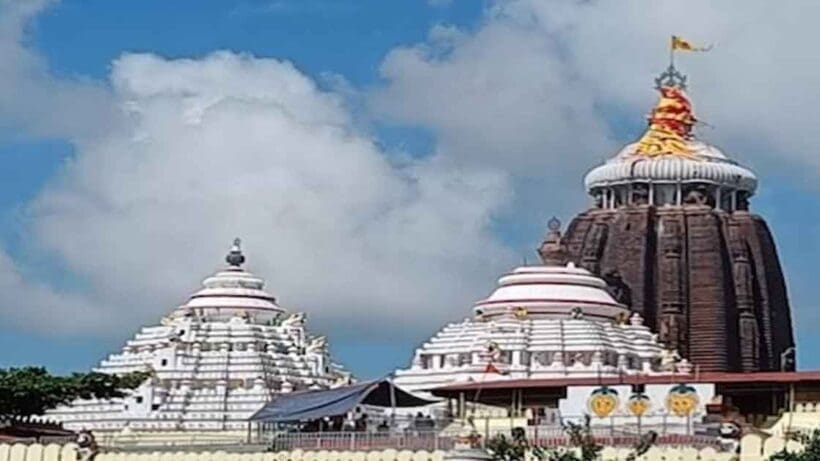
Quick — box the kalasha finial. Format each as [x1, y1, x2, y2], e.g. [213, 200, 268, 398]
[226, 238, 245, 267]
[538, 216, 567, 266]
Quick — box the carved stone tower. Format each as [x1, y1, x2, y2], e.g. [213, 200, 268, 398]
[558, 68, 795, 372]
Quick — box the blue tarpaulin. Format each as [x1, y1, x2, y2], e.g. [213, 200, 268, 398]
[249, 380, 436, 423]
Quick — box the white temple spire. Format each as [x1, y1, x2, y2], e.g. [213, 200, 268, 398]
[48, 241, 350, 435]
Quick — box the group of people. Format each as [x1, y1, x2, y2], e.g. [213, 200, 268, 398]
[411, 412, 436, 432]
[295, 412, 437, 434]
[299, 413, 370, 432]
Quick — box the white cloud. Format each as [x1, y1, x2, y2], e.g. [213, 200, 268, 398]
[0, 0, 116, 142]
[371, 17, 614, 180]
[8, 50, 513, 343]
[0, 1, 517, 345]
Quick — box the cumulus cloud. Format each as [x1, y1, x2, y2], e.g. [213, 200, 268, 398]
[7, 49, 513, 342]
[0, 0, 519, 348]
[371, 19, 614, 180]
[0, 0, 116, 142]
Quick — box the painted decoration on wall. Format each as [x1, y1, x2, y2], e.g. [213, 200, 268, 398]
[588, 387, 619, 418]
[666, 384, 699, 417]
[627, 392, 651, 417]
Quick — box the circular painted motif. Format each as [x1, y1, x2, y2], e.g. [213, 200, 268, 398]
[627, 392, 651, 417]
[588, 387, 619, 418]
[666, 384, 699, 417]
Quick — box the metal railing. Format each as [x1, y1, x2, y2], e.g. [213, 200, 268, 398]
[259, 430, 724, 452]
[265, 432, 453, 452]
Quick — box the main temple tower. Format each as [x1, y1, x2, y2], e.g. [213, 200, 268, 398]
[561, 65, 795, 372]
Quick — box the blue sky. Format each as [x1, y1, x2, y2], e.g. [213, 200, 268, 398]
[1, 0, 820, 378]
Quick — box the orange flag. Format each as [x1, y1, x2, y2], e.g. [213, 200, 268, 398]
[671, 36, 711, 52]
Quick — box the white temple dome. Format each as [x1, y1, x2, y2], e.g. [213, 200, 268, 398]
[177, 238, 284, 320]
[394, 258, 677, 392]
[584, 141, 758, 194]
[475, 263, 627, 321]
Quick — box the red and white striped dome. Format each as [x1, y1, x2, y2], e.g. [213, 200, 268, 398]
[177, 239, 284, 320]
[474, 263, 628, 321]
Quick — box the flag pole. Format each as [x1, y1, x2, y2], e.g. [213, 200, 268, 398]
[669, 35, 675, 68]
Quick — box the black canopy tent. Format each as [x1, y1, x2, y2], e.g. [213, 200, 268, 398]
[250, 379, 437, 424]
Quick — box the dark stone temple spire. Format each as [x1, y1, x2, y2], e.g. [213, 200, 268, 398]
[558, 71, 795, 372]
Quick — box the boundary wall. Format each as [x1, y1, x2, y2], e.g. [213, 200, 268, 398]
[0, 433, 805, 461]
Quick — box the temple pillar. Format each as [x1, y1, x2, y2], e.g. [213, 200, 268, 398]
[657, 215, 687, 356]
[685, 210, 730, 370]
[512, 350, 522, 366]
[471, 352, 481, 365]
[729, 222, 760, 371]
[676, 182, 682, 206]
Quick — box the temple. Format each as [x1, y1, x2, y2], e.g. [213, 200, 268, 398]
[393, 64, 798, 429]
[393, 218, 693, 387]
[48, 239, 350, 434]
[393, 220, 712, 428]
[566, 67, 795, 372]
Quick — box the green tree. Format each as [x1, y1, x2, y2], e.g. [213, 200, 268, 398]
[769, 430, 820, 461]
[538, 416, 604, 461]
[0, 367, 149, 417]
[487, 416, 656, 461]
[486, 427, 529, 461]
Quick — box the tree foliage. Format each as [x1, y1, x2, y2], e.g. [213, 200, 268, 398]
[537, 416, 604, 461]
[486, 427, 529, 461]
[0, 367, 149, 417]
[487, 416, 656, 461]
[769, 431, 820, 461]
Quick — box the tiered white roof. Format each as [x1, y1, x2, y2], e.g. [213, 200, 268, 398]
[394, 228, 687, 392]
[49, 240, 350, 433]
[584, 141, 758, 194]
[474, 265, 626, 321]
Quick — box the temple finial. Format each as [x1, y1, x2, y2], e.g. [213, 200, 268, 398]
[654, 63, 688, 90]
[226, 238, 245, 267]
[538, 216, 567, 266]
[657, 35, 711, 90]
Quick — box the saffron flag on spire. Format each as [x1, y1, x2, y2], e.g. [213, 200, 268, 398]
[671, 35, 711, 52]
